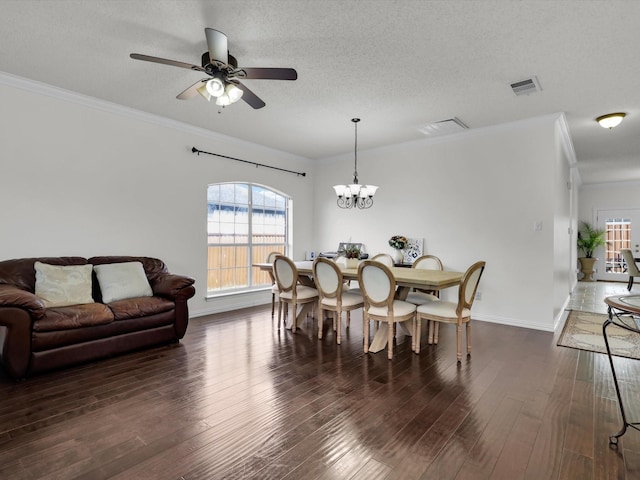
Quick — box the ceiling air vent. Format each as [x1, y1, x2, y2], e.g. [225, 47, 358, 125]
[418, 117, 468, 137]
[510, 76, 542, 96]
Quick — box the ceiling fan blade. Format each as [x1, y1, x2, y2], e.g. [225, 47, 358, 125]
[177, 79, 208, 100]
[235, 81, 266, 109]
[204, 28, 228, 65]
[130, 53, 205, 72]
[238, 67, 297, 81]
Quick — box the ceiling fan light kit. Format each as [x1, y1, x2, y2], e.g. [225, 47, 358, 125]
[333, 118, 378, 210]
[205, 74, 226, 97]
[130, 28, 297, 110]
[596, 112, 626, 129]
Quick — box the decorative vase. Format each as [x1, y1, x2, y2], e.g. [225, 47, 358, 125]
[578, 257, 598, 282]
[391, 249, 404, 264]
[346, 258, 359, 269]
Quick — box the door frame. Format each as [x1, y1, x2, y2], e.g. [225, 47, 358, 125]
[595, 208, 640, 281]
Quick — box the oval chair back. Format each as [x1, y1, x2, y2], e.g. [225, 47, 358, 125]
[458, 261, 486, 316]
[406, 254, 444, 303]
[313, 257, 342, 300]
[273, 255, 296, 294]
[621, 248, 640, 290]
[371, 253, 395, 268]
[413, 255, 443, 271]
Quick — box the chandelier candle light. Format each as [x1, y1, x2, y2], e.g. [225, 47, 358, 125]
[333, 118, 379, 209]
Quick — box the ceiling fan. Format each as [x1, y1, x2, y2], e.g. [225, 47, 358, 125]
[130, 28, 297, 109]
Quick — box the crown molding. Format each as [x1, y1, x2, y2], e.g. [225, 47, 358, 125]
[556, 112, 578, 166]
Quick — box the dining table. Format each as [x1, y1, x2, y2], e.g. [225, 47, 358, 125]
[254, 260, 463, 353]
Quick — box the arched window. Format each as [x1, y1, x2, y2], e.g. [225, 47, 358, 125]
[207, 182, 290, 294]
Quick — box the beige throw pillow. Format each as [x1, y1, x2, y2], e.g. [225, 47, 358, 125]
[34, 262, 95, 308]
[93, 261, 153, 303]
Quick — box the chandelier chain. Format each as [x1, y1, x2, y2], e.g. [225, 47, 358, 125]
[353, 118, 359, 183]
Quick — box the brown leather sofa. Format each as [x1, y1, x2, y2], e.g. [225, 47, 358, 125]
[0, 256, 196, 379]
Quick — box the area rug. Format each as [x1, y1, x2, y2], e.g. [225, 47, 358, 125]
[558, 310, 640, 360]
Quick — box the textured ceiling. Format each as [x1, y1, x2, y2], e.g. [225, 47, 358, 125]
[1, 0, 639, 184]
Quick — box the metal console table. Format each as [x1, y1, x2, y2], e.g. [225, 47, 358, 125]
[603, 294, 640, 445]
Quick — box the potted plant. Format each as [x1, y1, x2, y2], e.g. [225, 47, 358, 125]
[577, 221, 606, 281]
[339, 244, 362, 269]
[388, 235, 408, 263]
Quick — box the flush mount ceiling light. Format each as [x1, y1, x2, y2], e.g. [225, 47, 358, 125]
[596, 112, 626, 129]
[333, 118, 378, 209]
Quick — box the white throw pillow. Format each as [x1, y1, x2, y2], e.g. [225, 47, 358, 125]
[34, 262, 95, 308]
[93, 261, 153, 303]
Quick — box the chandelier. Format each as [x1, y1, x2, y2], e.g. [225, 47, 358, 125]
[333, 118, 378, 209]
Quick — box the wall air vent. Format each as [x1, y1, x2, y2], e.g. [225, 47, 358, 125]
[417, 117, 468, 137]
[510, 76, 542, 96]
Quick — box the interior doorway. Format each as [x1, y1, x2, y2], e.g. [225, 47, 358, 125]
[596, 209, 640, 281]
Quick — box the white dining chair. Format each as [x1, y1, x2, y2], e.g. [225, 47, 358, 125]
[358, 260, 417, 360]
[371, 253, 395, 268]
[313, 257, 364, 344]
[405, 254, 443, 306]
[415, 261, 485, 361]
[621, 249, 640, 291]
[273, 255, 318, 332]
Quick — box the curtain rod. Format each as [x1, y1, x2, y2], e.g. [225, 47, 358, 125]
[191, 147, 306, 177]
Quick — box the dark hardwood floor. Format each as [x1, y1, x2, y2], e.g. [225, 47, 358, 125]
[1, 306, 639, 479]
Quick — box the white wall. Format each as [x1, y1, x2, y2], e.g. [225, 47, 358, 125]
[0, 76, 315, 317]
[314, 114, 574, 331]
[0, 74, 577, 330]
[579, 181, 640, 222]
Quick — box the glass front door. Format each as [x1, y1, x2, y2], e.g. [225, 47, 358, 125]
[597, 209, 640, 281]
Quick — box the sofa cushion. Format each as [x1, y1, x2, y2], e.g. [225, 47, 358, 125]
[93, 261, 153, 303]
[33, 303, 114, 332]
[107, 296, 175, 320]
[0, 257, 88, 293]
[31, 310, 176, 352]
[34, 262, 94, 308]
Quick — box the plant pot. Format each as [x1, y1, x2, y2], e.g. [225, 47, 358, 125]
[578, 257, 598, 282]
[346, 258, 359, 269]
